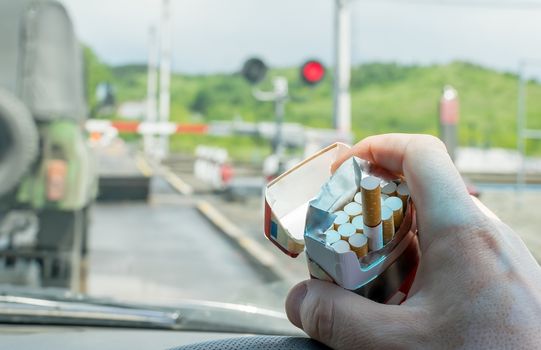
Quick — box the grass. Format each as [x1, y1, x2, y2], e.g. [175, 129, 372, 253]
[87, 54, 541, 159]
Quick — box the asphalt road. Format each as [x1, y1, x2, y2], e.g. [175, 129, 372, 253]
[86, 177, 287, 309]
[87, 156, 541, 313]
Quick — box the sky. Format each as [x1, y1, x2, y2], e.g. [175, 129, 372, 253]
[62, 0, 541, 75]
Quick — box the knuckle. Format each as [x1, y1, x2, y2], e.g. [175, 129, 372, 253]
[303, 294, 336, 342]
[418, 134, 447, 151]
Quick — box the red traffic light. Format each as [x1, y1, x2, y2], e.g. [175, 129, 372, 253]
[300, 60, 326, 85]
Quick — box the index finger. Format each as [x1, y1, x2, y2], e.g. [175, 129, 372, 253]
[334, 134, 482, 242]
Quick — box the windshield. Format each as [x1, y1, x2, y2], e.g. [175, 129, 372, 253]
[1, 0, 541, 333]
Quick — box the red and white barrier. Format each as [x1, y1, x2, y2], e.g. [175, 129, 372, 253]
[85, 120, 208, 135]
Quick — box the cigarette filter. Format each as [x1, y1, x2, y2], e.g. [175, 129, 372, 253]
[384, 196, 403, 229]
[381, 206, 395, 244]
[382, 181, 397, 196]
[334, 210, 350, 229]
[348, 233, 368, 258]
[344, 202, 362, 216]
[361, 176, 381, 228]
[351, 215, 364, 233]
[338, 223, 356, 240]
[396, 182, 410, 210]
[325, 230, 341, 245]
[363, 222, 383, 251]
[331, 240, 351, 254]
[353, 192, 363, 204]
[380, 194, 389, 205]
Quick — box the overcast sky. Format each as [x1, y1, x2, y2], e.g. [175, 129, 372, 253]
[62, 0, 541, 75]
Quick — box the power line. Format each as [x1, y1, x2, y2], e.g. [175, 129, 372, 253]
[356, 0, 541, 9]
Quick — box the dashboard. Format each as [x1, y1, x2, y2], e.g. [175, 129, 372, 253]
[0, 325, 328, 349]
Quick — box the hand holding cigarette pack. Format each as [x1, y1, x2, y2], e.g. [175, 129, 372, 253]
[264, 143, 420, 304]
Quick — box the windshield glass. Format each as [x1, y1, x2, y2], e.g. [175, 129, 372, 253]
[1, 0, 541, 332]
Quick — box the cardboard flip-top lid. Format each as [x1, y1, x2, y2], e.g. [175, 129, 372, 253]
[263, 143, 351, 257]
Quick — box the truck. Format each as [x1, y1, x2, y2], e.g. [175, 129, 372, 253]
[0, 0, 97, 291]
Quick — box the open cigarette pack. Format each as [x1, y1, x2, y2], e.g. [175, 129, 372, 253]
[264, 143, 420, 304]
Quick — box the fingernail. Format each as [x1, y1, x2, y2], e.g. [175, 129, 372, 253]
[285, 282, 307, 329]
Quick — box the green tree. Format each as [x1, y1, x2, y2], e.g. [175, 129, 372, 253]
[82, 46, 113, 115]
[190, 89, 212, 115]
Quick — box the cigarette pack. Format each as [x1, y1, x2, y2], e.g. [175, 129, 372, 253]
[263, 143, 420, 304]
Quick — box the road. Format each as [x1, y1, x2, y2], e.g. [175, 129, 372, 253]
[86, 177, 290, 310]
[86, 155, 541, 314]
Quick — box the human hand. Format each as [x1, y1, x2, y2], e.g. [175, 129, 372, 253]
[285, 134, 541, 349]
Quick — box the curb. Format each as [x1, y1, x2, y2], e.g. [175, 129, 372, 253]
[135, 154, 154, 177]
[158, 167, 288, 282]
[196, 200, 288, 282]
[161, 166, 194, 196]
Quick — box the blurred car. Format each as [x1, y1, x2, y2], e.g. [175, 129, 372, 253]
[0, 0, 97, 291]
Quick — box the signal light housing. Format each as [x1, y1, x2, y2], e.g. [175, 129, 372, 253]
[241, 57, 268, 85]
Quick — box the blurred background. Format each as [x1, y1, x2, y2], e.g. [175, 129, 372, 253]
[1, 0, 541, 320]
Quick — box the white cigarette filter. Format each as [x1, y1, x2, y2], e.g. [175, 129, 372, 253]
[351, 215, 364, 233]
[381, 206, 395, 245]
[396, 182, 410, 210]
[363, 222, 383, 251]
[380, 194, 389, 205]
[333, 210, 350, 229]
[353, 192, 363, 204]
[384, 196, 403, 229]
[381, 181, 397, 196]
[338, 223, 356, 240]
[361, 176, 382, 228]
[325, 230, 341, 245]
[331, 240, 351, 254]
[344, 202, 362, 217]
[348, 233, 368, 258]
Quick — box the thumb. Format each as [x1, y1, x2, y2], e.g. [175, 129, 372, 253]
[286, 280, 426, 349]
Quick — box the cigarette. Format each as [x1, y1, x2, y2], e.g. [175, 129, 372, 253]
[331, 240, 351, 254]
[348, 233, 368, 258]
[338, 223, 356, 240]
[333, 210, 350, 229]
[351, 215, 364, 233]
[381, 206, 395, 244]
[344, 202, 362, 217]
[384, 196, 404, 229]
[325, 230, 341, 245]
[381, 181, 397, 196]
[396, 182, 410, 211]
[361, 176, 381, 228]
[353, 192, 363, 204]
[363, 223, 383, 251]
[381, 194, 389, 205]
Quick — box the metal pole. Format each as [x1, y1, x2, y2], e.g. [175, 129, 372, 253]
[273, 77, 288, 161]
[145, 26, 158, 157]
[439, 86, 459, 162]
[158, 0, 172, 160]
[517, 62, 527, 189]
[333, 0, 352, 135]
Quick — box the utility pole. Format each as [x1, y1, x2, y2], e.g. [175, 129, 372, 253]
[333, 0, 352, 135]
[158, 0, 172, 159]
[145, 26, 158, 157]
